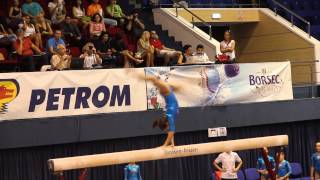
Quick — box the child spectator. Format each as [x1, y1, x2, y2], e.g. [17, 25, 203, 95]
[257, 147, 276, 180]
[192, 44, 210, 63]
[311, 142, 320, 180]
[277, 150, 292, 180]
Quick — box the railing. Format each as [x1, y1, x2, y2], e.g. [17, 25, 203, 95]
[173, 0, 213, 40]
[271, 0, 311, 37]
[158, 0, 260, 8]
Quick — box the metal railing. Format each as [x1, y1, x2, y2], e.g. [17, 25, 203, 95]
[158, 0, 260, 8]
[173, 0, 213, 40]
[271, 0, 311, 37]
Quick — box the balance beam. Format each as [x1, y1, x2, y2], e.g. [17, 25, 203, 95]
[48, 135, 288, 172]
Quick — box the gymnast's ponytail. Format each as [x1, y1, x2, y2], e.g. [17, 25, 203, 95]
[152, 117, 168, 131]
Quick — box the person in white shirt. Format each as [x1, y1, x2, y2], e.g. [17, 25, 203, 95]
[48, 0, 66, 25]
[191, 44, 210, 63]
[214, 151, 243, 180]
[220, 30, 236, 63]
[80, 43, 102, 69]
[50, 44, 71, 70]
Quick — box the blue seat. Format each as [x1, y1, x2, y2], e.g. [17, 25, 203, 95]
[237, 170, 246, 180]
[290, 163, 303, 178]
[245, 168, 260, 180]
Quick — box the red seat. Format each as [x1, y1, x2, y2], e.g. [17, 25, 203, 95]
[69, 47, 81, 57]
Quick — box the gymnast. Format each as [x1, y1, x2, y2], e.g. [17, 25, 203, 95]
[142, 75, 180, 147]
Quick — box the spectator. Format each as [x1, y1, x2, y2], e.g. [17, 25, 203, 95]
[111, 32, 142, 68]
[106, 0, 127, 25]
[310, 142, 320, 180]
[47, 29, 65, 58]
[220, 30, 236, 63]
[50, 44, 71, 70]
[48, 0, 67, 25]
[126, 9, 145, 41]
[213, 151, 243, 180]
[277, 150, 291, 180]
[257, 147, 276, 180]
[72, 0, 90, 29]
[23, 15, 42, 49]
[94, 33, 116, 65]
[22, 0, 44, 21]
[182, 44, 192, 64]
[13, 28, 47, 72]
[191, 44, 210, 63]
[89, 13, 106, 38]
[149, 31, 183, 65]
[59, 16, 82, 43]
[124, 162, 142, 180]
[80, 43, 102, 69]
[35, 12, 53, 48]
[8, 0, 23, 29]
[137, 31, 154, 67]
[86, 0, 117, 26]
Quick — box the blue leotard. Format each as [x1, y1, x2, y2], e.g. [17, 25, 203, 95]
[311, 153, 320, 173]
[163, 91, 179, 132]
[124, 164, 142, 180]
[277, 160, 292, 178]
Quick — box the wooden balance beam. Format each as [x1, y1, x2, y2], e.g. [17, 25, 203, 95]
[48, 135, 288, 172]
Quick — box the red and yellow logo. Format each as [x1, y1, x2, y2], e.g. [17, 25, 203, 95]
[0, 79, 19, 113]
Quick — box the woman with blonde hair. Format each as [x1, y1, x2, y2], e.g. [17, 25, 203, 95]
[137, 31, 154, 67]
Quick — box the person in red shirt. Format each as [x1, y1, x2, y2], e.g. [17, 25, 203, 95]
[150, 31, 183, 65]
[13, 28, 47, 72]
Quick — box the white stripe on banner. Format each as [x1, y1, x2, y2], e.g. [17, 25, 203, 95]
[0, 62, 293, 121]
[145, 62, 293, 109]
[0, 69, 147, 120]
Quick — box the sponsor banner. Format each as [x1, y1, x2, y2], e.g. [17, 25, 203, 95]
[0, 69, 147, 120]
[146, 62, 293, 109]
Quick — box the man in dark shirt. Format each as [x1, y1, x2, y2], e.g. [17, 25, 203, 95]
[59, 16, 81, 45]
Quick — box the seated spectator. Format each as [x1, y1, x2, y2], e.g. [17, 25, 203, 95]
[47, 30, 65, 58]
[137, 31, 154, 67]
[106, 0, 127, 25]
[126, 9, 145, 41]
[23, 15, 42, 49]
[80, 43, 102, 69]
[86, 0, 117, 26]
[257, 147, 276, 180]
[60, 16, 82, 44]
[111, 32, 143, 68]
[50, 44, 71, 70]
[220, 30, 236, 63]
[0, 24, 17, 43]
[191, 44, 210, 63]
[13, 28, 48, 72]
[35, 12, 53, 48]
[22, 0, 44, 21]
[8, 0, 23, 29]
[182, 44, 192, 64]
[150, 31, 183, 65]
[310, 142, 320, 180]
[277, 150, 291, 180]
[48, 0, 66, 25]
[214, 151, 243, 180]
[94, 33, 112, 54]
[89, 13, 106, 38]
[72, 0, 90, 29]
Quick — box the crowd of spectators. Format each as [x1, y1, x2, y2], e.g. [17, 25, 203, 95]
[0, 0, 237, 72]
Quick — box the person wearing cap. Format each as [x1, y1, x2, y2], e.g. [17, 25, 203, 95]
[149, 31, 183, 65]
[50, 44, 71, 71]
[13, 28, 47, 72]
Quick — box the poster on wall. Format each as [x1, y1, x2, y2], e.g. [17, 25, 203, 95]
[145, 62, 293, 109]
[0, 69, 147, 121]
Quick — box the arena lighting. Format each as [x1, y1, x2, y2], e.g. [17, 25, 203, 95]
[212, 13, 222, 19]
[48, 135, 288, 172]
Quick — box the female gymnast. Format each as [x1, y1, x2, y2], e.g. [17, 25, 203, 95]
[143, 75, 180, 147]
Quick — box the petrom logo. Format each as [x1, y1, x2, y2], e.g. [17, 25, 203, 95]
[0, 79, 20, 113]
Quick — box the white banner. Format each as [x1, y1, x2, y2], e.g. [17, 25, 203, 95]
[145, 62, 293, 109]
[0, 69, 147, 120]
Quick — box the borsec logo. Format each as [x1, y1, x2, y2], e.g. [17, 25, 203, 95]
[0, 79, 20, 113]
